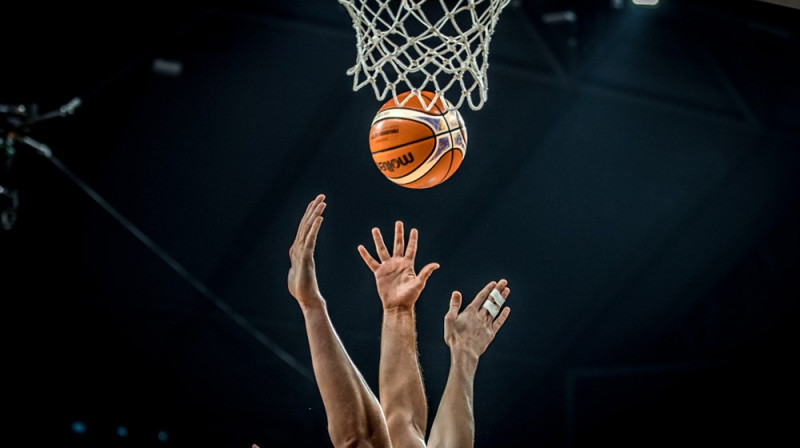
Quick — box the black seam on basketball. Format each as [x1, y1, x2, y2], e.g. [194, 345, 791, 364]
[443, 109, 454, 134]
[442, 147, 455, 181]
[370, 117, 463, 137]
[398, 145, 462, 184]
[437, 126, 462, 137]
[372, 135, 435, 155]
[371, 125, 463, 155]
[442, 135, 466, 182]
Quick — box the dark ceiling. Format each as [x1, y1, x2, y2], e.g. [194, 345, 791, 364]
[3, 1, 799, 447]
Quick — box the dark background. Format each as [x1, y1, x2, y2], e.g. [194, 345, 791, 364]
[2, 1, 798, 447]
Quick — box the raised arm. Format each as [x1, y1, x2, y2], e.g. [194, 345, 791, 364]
[358, 221, 439, 448]
[427, 279, 511, 448]
[288, 194, 391, 448]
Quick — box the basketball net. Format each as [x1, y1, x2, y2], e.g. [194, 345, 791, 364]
[338, 0, 511, 112]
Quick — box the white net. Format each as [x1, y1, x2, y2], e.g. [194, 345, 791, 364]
[338, 0, 511, 111]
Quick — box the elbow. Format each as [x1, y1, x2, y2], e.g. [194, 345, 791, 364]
[328, 408, 392, 448]
[385, 411, 427, 446]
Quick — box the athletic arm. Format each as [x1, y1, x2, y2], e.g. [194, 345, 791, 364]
[289, 194, 391, 448]
[427, 280, 511, 448]
[358, 221, 439, 448]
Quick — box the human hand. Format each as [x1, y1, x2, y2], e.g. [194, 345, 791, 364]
[287, 194, 326, 310]
[444, 279, 511, 358]
[357, 221, 439, 311]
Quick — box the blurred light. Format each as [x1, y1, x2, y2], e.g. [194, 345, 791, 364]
[158, 430, 169, 442]
[542, 10, 577, 24]
[152, 58, 183, 77]
[612, 0, 625, 8]
[632, 0, 660, 5]
[71, 421, 87, 434]
[757, 0, 800, 11]
[117, 426, 129, 437]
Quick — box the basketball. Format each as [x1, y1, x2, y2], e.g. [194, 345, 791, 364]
[368, 91, 467, 189]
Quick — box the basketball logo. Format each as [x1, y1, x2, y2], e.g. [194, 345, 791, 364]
[368, 91, 467, 189]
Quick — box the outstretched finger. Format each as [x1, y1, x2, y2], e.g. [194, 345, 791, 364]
[405, 228, 419, 261]
[305, 215, 324, 251]
[357, 244, 381, 272]
[492, 307, 511, 332]
[496, 279, 509, 295]
[295, 194, 325, 245]
[304, 201, 326, 243]
[293, 196, 315, 245]
[467, 280, 497, 312]
[393, 221, 405, 257]
[372, 227, 391, 261]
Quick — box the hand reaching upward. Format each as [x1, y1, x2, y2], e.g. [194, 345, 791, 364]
[287, 193, 326, 310]
[427, 279, 512, 448]
[358, 220, 440, 310]
[444, 279, 511, 358]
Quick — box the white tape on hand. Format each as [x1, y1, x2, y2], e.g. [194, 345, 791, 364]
[482, 299, 500, 318]
[489, 288, 505, 307]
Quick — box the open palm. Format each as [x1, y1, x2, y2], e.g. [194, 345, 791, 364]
[358, 221, 439, 310]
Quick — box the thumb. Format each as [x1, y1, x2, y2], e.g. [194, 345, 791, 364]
[447, 290, 462, 319]
[418, 262, 440, 284]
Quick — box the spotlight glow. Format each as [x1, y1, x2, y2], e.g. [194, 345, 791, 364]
[71, 421, 87, 434]
[632, 0, 659, 5]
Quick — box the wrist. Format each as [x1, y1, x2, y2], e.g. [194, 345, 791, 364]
[297, 294, 327, 314]
[450, 348, 480, 368]
[382, 307, 416, 329]
[383, 305, 415, 316]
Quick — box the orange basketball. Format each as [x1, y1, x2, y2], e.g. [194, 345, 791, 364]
[368, 91, 467, 189]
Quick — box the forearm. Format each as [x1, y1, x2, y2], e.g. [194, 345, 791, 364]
[302, 301, 390, 448]
[427, 350, 479, 448]
[379, 308, 428, 446]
